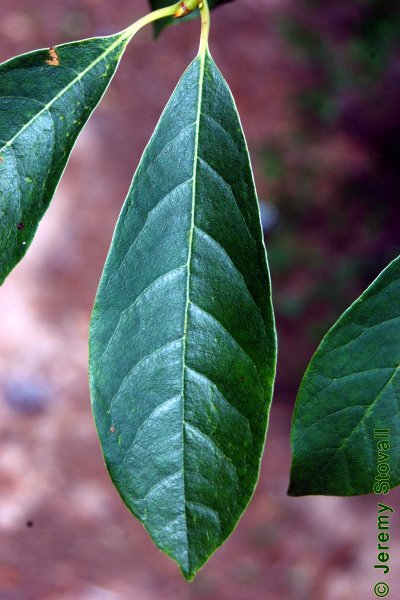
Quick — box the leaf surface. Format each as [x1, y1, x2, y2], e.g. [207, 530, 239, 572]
[149, 0, 234, 36]
[289, 256, 400, 496]
[90, 49, 276, 579]
[0, 32, 131, 283]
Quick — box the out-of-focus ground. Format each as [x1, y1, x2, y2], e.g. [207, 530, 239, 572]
[0, 0, 399, 598]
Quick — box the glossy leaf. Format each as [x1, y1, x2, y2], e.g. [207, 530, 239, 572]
[149, 0, 235, 36]
[0, 32, 131, 284]
[289, 256, 400, 496]
[90, 49, 276, 579]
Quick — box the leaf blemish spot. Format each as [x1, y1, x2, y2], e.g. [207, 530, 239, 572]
[46, 47, 60, 67]
[17, 223, 25, 230]
[110, 426, 115, 433]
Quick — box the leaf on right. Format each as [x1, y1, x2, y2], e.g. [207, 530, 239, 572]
[289, 255, 400, 496]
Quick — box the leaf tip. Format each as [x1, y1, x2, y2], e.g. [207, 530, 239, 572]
[179, 562, 200, 583]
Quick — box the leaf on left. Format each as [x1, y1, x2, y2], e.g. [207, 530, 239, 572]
[0, 32, 131, 284]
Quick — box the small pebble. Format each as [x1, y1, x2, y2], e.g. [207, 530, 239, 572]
[259, 200, 279, 231]
[2, 376, 53, 415]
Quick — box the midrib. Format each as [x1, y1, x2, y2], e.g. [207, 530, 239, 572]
[180, 49, 207, 569]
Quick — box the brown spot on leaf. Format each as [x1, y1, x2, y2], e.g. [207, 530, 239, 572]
[0, 156, 3, 162]
[46, 47, 60, 67]
[110, 426, 115, 433]
[17, 223, 25, 230]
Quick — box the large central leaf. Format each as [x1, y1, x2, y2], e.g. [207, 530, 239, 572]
[90, 49, 276, 579]
[0, 32, 131, 283]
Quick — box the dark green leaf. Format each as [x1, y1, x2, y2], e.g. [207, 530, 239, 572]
[149, 0, 235, 36]
[289, 256, 400, 496]
[89, 49, 276, 579]
[0, 32, 131, 284]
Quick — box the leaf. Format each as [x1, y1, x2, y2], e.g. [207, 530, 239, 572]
[89, 49, 276, 579]
[289, 256, 400, 496]
[149, 0, 235, 36]
[0, 32, 131, 284]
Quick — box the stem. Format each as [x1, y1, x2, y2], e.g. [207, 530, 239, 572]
[198, 0, 210, 55]
[123, 2, 182, 41]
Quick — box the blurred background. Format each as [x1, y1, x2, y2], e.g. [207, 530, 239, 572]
[0, 0, 399, 598]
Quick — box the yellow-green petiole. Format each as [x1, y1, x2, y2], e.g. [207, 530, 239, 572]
[198, 0, 210, 55]
[123, 2, 182, 41]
